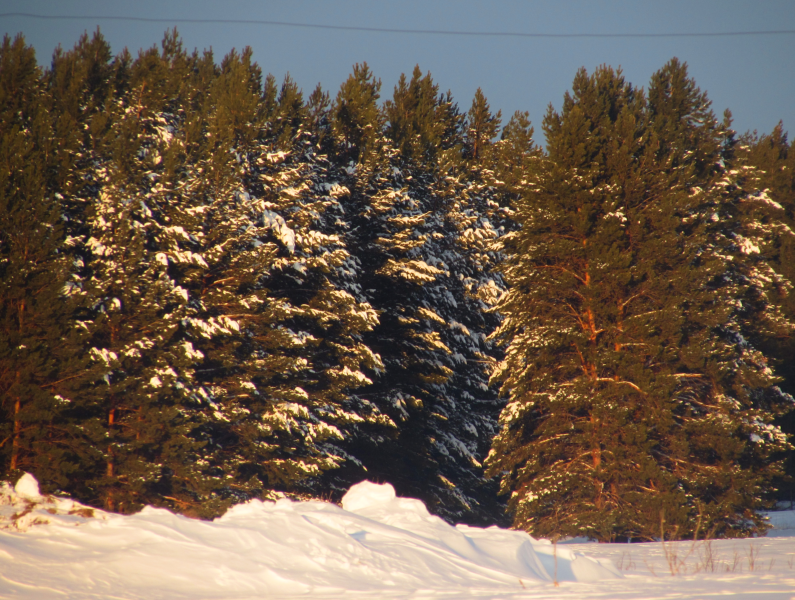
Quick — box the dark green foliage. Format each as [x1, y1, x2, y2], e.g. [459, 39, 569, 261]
[0, 33, 92, 493]
[487, 63, 793, 541]
[384, 65, 449, 165]
[464, 88, 501, 164]
[2, 28, 792, 538]
[736, 123, 795, 503]
[324, 72, 508, 525]
[70, 40, 218, 514]
[185, 59, 386, 503]
[331, 62, 383, 165]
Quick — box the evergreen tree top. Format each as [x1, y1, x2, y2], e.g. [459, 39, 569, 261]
[332, 62, 383, 165]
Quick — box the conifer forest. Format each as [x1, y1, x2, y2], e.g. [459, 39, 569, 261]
[2, 29, 795, 542]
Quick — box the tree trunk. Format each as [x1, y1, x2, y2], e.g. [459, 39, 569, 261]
[9, 395, 21, 471]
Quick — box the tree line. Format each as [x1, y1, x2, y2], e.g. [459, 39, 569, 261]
[1, 29, 794, 541]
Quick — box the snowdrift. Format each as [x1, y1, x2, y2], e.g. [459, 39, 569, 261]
[0, 474, 619, 599]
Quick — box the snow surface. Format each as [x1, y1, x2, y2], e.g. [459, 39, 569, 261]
[0, 476, 794, 599]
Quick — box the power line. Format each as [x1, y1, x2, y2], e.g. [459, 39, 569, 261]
[3, 12, 795, 39]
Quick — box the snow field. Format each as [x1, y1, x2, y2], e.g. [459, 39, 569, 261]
[0, 474, 794, 599]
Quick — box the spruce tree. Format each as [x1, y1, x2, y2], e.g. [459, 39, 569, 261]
[648, 63, 794, 519]
[328, 71, 508, 524]
[179, 56, 386, 502]
[734, 123, 795, 503]
[69, 34, 226, 514]
[46, 30, 119, 229]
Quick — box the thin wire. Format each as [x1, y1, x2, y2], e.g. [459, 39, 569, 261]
[3, 12, 795, 38]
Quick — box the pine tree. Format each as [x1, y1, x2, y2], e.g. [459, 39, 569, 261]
[331, 63, 383, 166]
[0, 34, 88, 490]
[46, 29, 119, 228]
[487, 63, 793, 541]
[464, 88, 501, 164]
[384, 65, 448, 164]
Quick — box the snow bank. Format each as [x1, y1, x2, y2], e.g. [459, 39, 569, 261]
[0, 474, 105, 532]
[0, 476, 619, 599]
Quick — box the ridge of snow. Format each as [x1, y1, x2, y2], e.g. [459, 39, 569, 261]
[2, 476, 794, 599]
[0, 476, 622, 599]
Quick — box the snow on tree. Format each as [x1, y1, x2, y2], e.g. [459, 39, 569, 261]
[324, 69, 509, 524]
[487, 63, 794, 541]
[735, 122, 795, 501]
[6, 29, 794, 534]
[66, 37, 229, 514]
[165, 54, 388, 503]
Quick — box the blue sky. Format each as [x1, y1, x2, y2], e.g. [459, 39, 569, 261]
[2, 0, 794, 144]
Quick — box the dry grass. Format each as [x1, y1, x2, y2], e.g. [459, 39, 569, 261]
[613, 509, 784, 576]
[660, 508, 701, 575]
